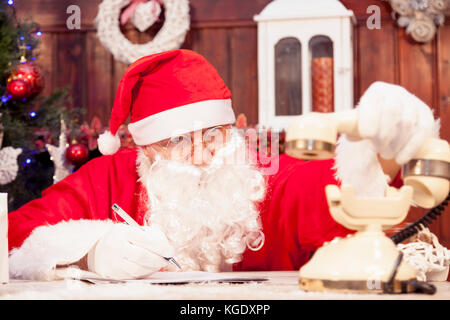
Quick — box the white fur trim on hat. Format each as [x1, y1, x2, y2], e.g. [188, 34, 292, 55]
[9, 219, 115, 280]
[98, 130, 121, 155]
[128, 99, 236, 146]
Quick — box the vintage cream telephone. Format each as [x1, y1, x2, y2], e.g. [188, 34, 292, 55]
[285, 110, 450, 294]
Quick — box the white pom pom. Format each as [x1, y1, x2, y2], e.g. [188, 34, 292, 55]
[98, 131, 121, 155]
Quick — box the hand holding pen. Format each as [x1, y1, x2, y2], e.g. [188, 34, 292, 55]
[85, 204, 181, 280]
[112, 203, 181, 270]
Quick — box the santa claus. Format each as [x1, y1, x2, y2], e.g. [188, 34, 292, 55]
[7, 49, 437, 280]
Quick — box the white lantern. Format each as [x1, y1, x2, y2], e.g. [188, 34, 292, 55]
[254, 0, 356, 130]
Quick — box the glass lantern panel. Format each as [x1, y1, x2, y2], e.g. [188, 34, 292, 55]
[309, 36, 334, 113]
[275, 37, 302, 116]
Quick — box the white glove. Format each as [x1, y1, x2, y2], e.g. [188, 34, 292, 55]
[357, 81, 436, 165]
[87, 223, 175, 280]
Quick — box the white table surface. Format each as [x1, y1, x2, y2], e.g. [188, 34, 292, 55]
[1, 271, 449, 300]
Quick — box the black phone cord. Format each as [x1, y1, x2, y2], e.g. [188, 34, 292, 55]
[390, 193, 450, 245]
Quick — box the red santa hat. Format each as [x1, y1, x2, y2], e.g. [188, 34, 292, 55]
[98, 49, 236, 155]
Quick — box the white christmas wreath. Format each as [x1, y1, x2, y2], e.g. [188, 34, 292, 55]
[96, 0, 190, 65]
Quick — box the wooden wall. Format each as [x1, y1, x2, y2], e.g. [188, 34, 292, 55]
[15, 0, 450, 249]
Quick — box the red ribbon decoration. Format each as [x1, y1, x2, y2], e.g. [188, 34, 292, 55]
[120, 0, 163, 25]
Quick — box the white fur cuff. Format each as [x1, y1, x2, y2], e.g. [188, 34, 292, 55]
[9, 219, 115, 281]
[334, 135, 390, 197]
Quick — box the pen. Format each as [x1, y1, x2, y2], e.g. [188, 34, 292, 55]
[112, 203, 182, 270]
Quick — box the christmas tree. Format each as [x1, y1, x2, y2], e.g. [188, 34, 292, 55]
[0, 0, 82, 211]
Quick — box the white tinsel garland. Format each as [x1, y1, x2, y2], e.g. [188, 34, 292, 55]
[96, 0, 190, 65]
[397, 228, 450, 281]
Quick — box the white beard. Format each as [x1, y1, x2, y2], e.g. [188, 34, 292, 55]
[137, 129, 266, 272]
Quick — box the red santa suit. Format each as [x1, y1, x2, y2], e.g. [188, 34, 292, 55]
[6, 50, 403, 280]
[6, 148, 344, 276]
[7, 146, 401, 279]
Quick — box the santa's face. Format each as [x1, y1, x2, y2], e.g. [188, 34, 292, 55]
[138, 126, 266, 272]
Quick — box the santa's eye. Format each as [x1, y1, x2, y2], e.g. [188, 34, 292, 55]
[204, 126, 223, 136]
[166, 134, 191, 149]
[170, 136, 183, 143]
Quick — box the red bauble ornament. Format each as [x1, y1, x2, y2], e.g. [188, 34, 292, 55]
[6, 62, 44, 100]
[65, 143, 90, 166]
[6, 78, 31, 99]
